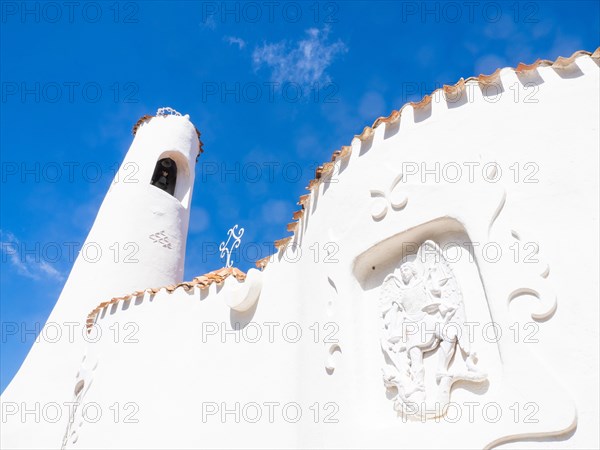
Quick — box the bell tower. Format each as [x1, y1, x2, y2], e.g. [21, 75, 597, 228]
[94, 107, 200, 296]
[0, 108, 202, 449]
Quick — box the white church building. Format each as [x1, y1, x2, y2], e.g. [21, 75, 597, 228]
[1, 48, 599, 449]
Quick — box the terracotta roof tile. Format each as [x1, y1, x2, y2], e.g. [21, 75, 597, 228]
[274, 237, 292, 249]
[306, 178, 320, 190]
[339, 145, 352, 158]
[131, 114, 153, 135]
[231, 267, 246, 280]
[515, 59, 553, 73]
[443, 78, 465, 96]
[355, 125, 375, 141]
[553, 50, 593, 68]
[477, 68, 502, 85]
[322, 161, 335, 175]
[410, 94, 432, 110]
[255, 256, 271, 270]
[86, 266, 247, 331]
[298, 194, 310, 206]
[372, 110, 400, 129]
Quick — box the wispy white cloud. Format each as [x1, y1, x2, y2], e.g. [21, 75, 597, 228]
[200, 16, 217, 31]
[1, 230, 33, 278]
[39, 261, 64, 280]
[0, 230, 65, 282]
[252, 27, 347, 85]
[224, 35, 246, 50]
[483, 15, 516, 40]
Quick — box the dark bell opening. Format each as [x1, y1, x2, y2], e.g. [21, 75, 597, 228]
[151, 158, 177, 196]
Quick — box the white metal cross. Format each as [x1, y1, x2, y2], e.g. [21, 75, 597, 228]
[219, 224, 244, 268]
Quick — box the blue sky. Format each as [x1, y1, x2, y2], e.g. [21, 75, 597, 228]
[1, 1, 598, 392]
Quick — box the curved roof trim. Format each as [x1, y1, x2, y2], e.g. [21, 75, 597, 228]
[256, 48, 600, 270]
[85, 267, 246, 331]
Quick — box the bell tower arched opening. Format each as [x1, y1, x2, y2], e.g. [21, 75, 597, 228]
[151, 158, 177, 196]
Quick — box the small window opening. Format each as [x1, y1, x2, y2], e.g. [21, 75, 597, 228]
[151, 158, 177, 196]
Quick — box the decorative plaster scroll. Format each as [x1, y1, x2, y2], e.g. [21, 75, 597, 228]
[369, 173, 408, 221]
[323, 276, 341, 374]
[325, 343, 342, 375]
[61, 354, 99, 449]
[502, 225, 557, 321]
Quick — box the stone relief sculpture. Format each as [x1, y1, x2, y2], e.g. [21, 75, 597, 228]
[379, 240, 486, 419]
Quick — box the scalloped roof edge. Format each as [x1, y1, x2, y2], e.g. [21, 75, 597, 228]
[255, 47, 600, 270]
[85, 267, 246, 331]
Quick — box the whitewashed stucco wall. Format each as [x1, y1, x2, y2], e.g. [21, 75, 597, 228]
[69, 54, 598, 449]
[0, 114, 200, 449]
[2, 54, 599, 449]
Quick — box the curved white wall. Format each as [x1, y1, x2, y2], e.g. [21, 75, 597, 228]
[2, 54, 599, 450]
[64, 55, 599, 449]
